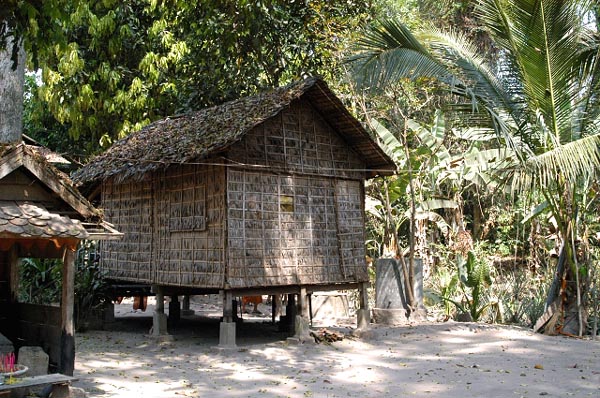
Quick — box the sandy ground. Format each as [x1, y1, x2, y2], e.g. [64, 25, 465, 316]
[73, 297, 600, 398]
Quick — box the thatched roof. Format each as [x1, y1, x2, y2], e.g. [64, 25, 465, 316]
[73, 77, 396, 184]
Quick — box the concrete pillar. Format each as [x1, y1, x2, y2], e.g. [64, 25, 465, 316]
[271, 294, 281, 324]
[292, 288, 312, 342]
[298, 287, 310, 319]
[372, 258, 409, 325]
[283, 294, 296, 333]
[411, 259, 428, 320]
[181, 295, 195, 316]
[218, 290, 236, 348]
[103, 301, 115, 323]
[152, 285, 168, 336]
[168, 295, 181, 325]
[357, 281, 370, 329]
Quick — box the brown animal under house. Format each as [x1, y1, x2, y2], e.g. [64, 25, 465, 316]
[73, 77, 396, 345]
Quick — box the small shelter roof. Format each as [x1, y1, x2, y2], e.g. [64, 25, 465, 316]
[0, 144, 99, 219]
[73, 77, 396, 185]
[0, 143, 121, 249]
[0, 201, 88, 240]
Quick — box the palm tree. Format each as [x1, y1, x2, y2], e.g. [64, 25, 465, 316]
[352, 0, 600, 335]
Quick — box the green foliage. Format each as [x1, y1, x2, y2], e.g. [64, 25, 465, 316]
[23, 72, 81, 158]
[36, 1, 184, 153]
[74, 242, 109, 330]
[1, 0, 72, 68]
[353, 0, 600, 334]
[456, 250, 492, 321]
[17, 242, 108, 331]
[425, 243, 495, 322]
[424, 265, 458, 317]
[21, 0, 374, 157]
[18, 258, 62, 304]
[493, 266, 550, 327]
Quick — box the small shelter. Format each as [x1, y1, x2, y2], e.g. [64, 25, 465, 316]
[0, 143, 118, 374]
[73, 77, 396, 344]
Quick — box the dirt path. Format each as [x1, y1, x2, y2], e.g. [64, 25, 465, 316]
[73, 301, 600, 398]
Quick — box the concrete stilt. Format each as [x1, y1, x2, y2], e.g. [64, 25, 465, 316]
[356, 282, 371, 330]
[152, 285, 169, 337]
[168, 295, 181, 325]
[279, 294, 296, 332]
[103, 301, 115, 323]
[290, 288, 312, 343]
[181, 295, 195, 316]
[218, 290, 236, 348]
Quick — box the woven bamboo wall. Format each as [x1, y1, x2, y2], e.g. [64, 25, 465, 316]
[226, 100, 368, 288]
[100, 164, 226, 287]
[101, 178, 154, 282]
[153, 164, 226, 287]
[226, 171, 367, 288]
[227, 98, 365, 179]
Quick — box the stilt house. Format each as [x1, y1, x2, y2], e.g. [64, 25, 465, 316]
[74, 77, 396, 342]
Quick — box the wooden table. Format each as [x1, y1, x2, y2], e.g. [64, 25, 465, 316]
[0, 373, 77, 398]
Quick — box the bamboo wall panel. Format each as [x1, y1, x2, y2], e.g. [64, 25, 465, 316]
[100, 165, 226, 287]
[228, 99, 366, 180]
[100, 179, 153, 282]
[335, 179, 368, 282]
[154, 164, 226, 287]
[227, 170, 368, 288]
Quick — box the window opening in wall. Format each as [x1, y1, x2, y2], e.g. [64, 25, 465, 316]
[280, 195, 294, 213]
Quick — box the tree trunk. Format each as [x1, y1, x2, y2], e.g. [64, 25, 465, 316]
[0, 27, 25, 144]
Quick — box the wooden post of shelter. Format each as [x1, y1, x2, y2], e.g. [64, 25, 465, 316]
[60, 246, 75, 376]
[8, 245, 18, 302]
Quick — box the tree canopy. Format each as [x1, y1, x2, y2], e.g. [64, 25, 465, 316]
[352, 0, 600, 334]
[11, 0, 373, 156]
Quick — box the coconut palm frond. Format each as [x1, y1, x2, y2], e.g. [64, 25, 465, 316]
[351, 19, 461, 91]
[419, 29, 515, 114]
[478, 0, 596, 145]
[512, 134, 600, 192]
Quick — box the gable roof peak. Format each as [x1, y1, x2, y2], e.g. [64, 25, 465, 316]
[73, 77, 396, 184]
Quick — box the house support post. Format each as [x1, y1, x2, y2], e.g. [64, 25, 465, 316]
[283, 294, 296, 333]
[168, 295, 180, 325]
[293, 287, 311, 342]
[218, 290, 236, 348]
[357, 281, 370, 330]
[181, 295, 194, 316]
[152, 285, 168, 336]
[60, 247, 75, 376]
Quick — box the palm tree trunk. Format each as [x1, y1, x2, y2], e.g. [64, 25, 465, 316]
[402, 121, 417, 308]
[544, 193, 588, 336]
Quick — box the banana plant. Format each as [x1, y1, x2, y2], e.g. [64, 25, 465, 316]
[456, 250, 493, 321]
